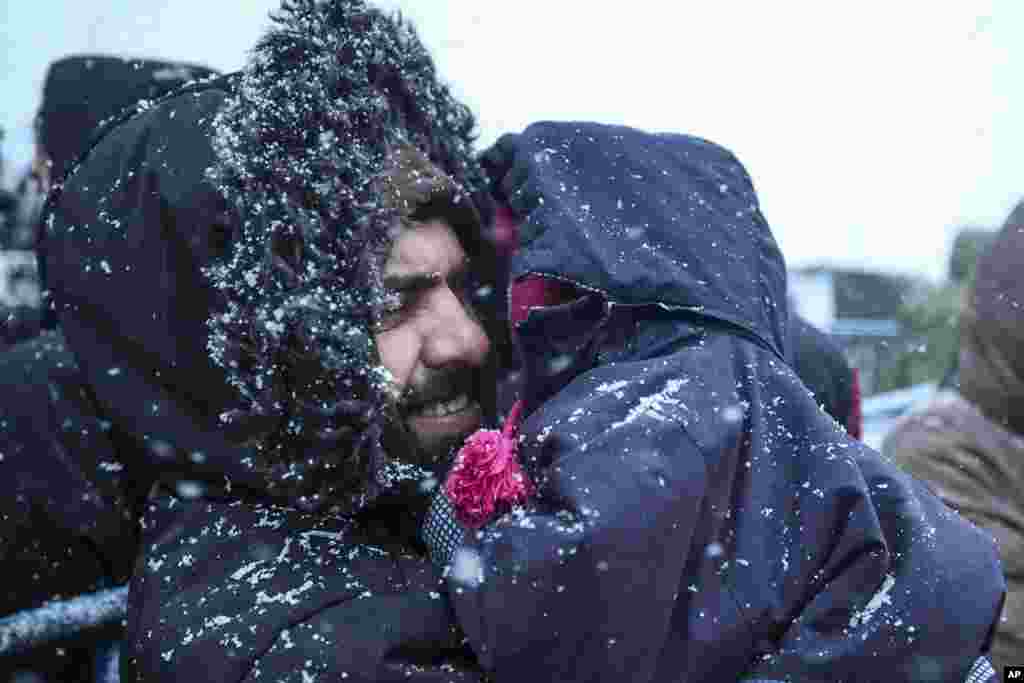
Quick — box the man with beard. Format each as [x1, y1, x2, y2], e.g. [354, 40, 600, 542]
[0, 1, 501, 680]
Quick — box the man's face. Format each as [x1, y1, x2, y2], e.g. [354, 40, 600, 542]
[375, 218, 491, 467]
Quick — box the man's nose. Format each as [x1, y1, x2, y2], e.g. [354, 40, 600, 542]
[423, 288, 491, 368]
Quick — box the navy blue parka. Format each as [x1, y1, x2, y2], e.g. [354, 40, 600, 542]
[450, 122, 1004, 683]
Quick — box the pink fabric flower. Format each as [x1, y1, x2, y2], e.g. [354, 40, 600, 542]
[444, 400, 532, 528]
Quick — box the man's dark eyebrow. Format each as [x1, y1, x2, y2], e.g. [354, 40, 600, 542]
[382, 258, 470, 293]
[383, 271, 443, 292]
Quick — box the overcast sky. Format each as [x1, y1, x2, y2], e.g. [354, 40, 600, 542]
[2, 0, 1020, 281]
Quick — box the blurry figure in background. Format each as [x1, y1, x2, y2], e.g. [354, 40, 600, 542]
[0, 130, 44, 352]
[0, 127, 17, 247]
[0, 60, 219, 683]
[0, 187, 16, 254]
[0, 55, 220, 351]
[6, 167, 47, 251]
[885, 200, 1024, 673]
[789, 312, 862, 439]
[421, 121, 1003, 683]
[0, 1, 503, 681]
[32, 55, 221, 197]
[0, 248, 41, 346]
[928, 227, 999, 397]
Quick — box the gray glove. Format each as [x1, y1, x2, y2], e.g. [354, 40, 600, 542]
[420, 488, 470, 570]
[740, 656, 996, 683]
[966, 656, 996, 683]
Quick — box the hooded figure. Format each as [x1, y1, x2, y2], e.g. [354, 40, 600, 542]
[885, 202, 1024, 673]
[1, 56, 222, 352]
[420, 122, 1004, 683]
[789, 313, 862, 440]
[2, 1, 501, 680]
[35, 55, 221, 191]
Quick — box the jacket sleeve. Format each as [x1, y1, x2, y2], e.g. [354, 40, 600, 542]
[126, 496, 485, 683]
[446, 413, 708, 683]
[740, 420, 1005, 683]
[236, 588, 483, 683]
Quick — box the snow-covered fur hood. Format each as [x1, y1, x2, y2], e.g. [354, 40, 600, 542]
[44, 0, 488, 517]
[203, 0, 488, 512]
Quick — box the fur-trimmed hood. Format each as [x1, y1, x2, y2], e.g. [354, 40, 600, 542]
[44, 0, 489, 515]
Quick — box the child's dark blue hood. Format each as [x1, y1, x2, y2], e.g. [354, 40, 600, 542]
[499, 122, 788, 359]
[455, 121, 1004, 682]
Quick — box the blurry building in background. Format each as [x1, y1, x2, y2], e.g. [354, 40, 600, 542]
[790, 226, 1002, 449]
[789, 266, 914, 396]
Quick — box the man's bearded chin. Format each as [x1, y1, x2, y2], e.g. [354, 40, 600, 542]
[411, 428, 467, 473]
[374, 411, 466, 485]
[384, 364, 493, 478]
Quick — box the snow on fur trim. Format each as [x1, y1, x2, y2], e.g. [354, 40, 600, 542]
[203, 0, 487, 512]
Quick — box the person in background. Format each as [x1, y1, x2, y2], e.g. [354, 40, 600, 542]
[32, 55, 221, 197]
[0, 131, 43, 352]
[0, 127, 18, 249]
[0, 189, 15, 248]
[0, 55, 221, 351]
[790, 312, 862, 439]
[884, 201, 1024, 674]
